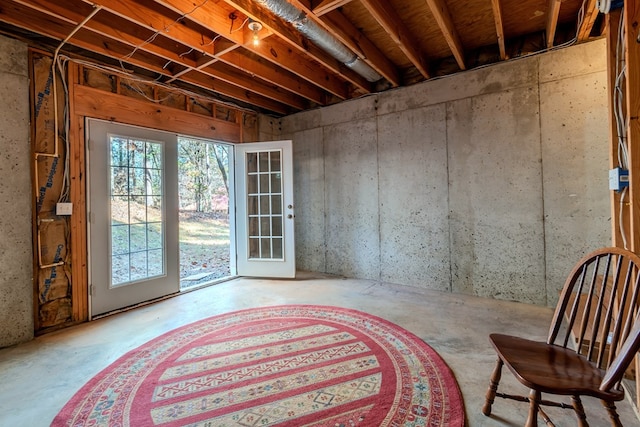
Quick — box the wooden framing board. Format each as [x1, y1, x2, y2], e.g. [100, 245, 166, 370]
[68, 77, 245, 323]
[623, 0, 640, 410]
[608, 1, 640, 411]
[31, 55, 250, 330]
[68, 62, 89, 323]
[73, 85, 243, 142]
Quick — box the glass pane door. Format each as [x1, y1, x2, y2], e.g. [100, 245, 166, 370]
[235, 140, 295, 278]
[110, 137, 165, 285]
[88, 120, 179, 317]
[247, 150, 284, 260]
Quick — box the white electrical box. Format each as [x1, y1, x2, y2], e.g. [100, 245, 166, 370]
[609, 167, 629, 191]
[56, 202, 73, 216]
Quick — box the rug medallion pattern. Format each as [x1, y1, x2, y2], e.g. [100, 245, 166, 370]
[52, 305, 464, 426]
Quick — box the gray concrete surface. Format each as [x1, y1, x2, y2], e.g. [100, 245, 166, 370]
[0, 36, 32, 348]
[378, 105, 450, 290]
[0, 275, 637, 426]
[280, 39, 610, 308]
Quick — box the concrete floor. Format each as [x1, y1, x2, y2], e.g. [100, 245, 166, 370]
[1, 272, 639, 426]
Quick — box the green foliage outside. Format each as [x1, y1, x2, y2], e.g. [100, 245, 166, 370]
[178, 138, 231, 287]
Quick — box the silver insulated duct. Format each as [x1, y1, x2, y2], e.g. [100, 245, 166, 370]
[253, 0, 383, 83]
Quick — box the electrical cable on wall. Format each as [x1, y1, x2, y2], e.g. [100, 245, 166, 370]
[65, 55, 256, 114]
[613, 7, 631, 249]
[34, 5, 103, 269]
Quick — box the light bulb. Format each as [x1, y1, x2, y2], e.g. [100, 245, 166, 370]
[248, 21, 262, 47]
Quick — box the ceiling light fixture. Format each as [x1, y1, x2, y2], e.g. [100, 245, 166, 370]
[248, 21, 263, 46]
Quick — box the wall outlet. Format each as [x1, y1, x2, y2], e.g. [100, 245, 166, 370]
[56, 202, 73, 216]
[609, 167, 629, 191]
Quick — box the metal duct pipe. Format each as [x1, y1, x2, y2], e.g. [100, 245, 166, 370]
[253, 0, 383, 82]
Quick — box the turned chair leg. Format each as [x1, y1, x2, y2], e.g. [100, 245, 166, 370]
[571, 395, 589, 427]
[525, 389, 540, 427]
[602, 400, 622, 427]
[482, 358, 504, 416]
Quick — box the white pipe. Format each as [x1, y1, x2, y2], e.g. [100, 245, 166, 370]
[37, 219, 65, 269]
[47, 4, 103, 159]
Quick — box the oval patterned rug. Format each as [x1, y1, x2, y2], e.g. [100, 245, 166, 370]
[52, 305, 465, 426]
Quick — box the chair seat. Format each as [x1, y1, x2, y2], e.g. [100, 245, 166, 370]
[489, 333, 624, 401]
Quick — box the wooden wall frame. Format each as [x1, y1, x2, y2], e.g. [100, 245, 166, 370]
[606, 1, 640, 411]
[34, 55, 254, 330]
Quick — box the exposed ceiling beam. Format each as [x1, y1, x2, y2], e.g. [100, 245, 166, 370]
[322, 10, 401, 86]
[153, 0, 350, 100]
[359, 0, 431, 79]
[424, 0, 466, 70]
[251, 35, 350, 99]
[546, 0, 562, 48]
[218, 49, 328, 105]
[577, 0, 600, 41]
[313, 0, 354, 16]
[25, 0, 309, 109]
[222, 0, 373, 93]
[3, 0, 293, 114]
[490, 0, 507, 60]
[285, 0, 400, 87]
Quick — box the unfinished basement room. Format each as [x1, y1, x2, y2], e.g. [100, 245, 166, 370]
[1, 0, 640, 426]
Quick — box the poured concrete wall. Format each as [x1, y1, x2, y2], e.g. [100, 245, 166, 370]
[0, 36, 33, 347]
[280, 39, 610, 306]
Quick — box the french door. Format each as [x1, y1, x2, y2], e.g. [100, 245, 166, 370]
[88, 120, 180, 317]
[235, 141, 295, 278]
[88, 120, 295, 317]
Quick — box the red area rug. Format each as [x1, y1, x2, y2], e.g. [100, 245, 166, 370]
[52, 305, 465, 426]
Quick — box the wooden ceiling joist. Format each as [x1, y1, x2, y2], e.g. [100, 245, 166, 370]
[2, 1, 294, 114]
[30, 0, 308, 110]
[313, 0, 354, 16]
[490, 0, 507, 60]
[546, 0, 562, 48]
[222, 0, 373, 93]
[86, 0, 326, 108]
[360, 0, 431, 79]
[284, 0, 401, 87]
[251, 36, 350, 99]
[1, 0, 605, 116]
[578, 0, 600, 42]
[424, 0, 466, 70]
[218, 50, 328, 105]
[87, 0, 336, 108]
[322, 10, 401, 87]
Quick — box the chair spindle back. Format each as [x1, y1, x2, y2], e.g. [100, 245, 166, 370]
[548, 247, 640, 391]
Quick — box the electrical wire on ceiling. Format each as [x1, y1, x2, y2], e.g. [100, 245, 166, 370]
[66, 55, 258, 114]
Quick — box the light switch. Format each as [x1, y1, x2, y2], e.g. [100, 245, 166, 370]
[56, 202, 73, 216]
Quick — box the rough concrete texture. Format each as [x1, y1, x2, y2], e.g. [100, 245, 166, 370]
[377, 105, 451, 290]
[290, 127, 326, 272]
[1, 274, 638, 426]
[256, 115, 281, 142]
[323, 118, 381, 280]
[540, 70, 610, 303]
[0, 36, 33, 347]
[279, 39, 610, 306]
[447, 87, 546, 304]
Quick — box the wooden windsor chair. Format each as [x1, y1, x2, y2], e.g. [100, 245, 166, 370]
[482, 247, 640, 426]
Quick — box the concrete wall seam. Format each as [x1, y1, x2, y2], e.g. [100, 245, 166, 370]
[280, 39, 609, 307]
